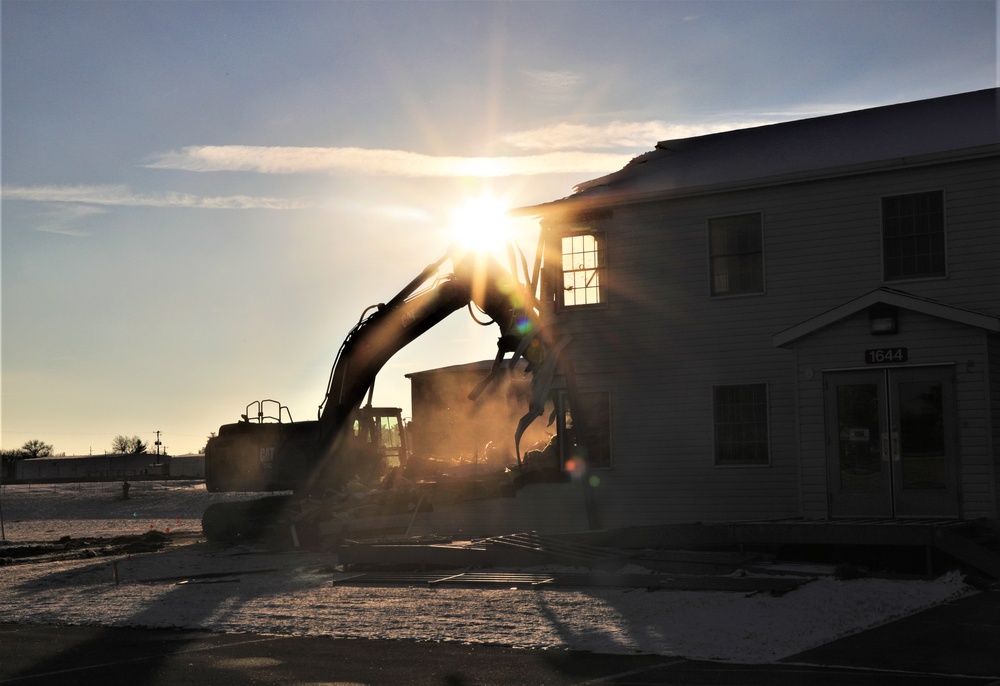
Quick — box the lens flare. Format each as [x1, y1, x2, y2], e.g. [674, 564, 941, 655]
[449, 193, 512, 254]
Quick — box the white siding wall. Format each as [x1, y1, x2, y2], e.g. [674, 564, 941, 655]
[549, 153, 999, 527]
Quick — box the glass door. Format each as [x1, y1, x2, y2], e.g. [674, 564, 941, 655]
[890, 367, 958, 516]
[824, 366, 958, 518]
[826, 370, 892, 516]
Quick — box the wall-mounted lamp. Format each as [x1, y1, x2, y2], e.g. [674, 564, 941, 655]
[869, 304, 897, 335]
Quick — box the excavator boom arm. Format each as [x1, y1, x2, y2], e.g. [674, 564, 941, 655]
[306, 248, 549, 488]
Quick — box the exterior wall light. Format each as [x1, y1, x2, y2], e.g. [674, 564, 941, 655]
[869, 304, 898, 335]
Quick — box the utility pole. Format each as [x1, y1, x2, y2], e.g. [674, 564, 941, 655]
[155, 431, 162, 456]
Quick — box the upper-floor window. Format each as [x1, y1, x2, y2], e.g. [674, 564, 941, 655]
[713, 383, 769, 466]
[561, 233, 605, 306]
[882, 190, 945, 281]
[709, 213, 763, 296]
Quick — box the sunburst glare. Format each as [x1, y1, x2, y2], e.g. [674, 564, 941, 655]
[449, 193, 513, 254]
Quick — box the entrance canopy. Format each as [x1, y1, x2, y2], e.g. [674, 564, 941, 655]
[773, 288, 1000, 349]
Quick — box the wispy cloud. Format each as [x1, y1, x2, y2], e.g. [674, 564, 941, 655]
[4, 116, 793, 219]
[521, 68, 584, 96]
[2, 184, 314, 209]
[31, 204, 106, 236]
[501, 120, 772, 151]
[144, 146, 633, 176]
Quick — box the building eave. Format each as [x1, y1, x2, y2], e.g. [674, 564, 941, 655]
[512, 143, 1000, 222]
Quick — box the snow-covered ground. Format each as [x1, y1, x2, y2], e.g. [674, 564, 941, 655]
[0, 480, 973, 662]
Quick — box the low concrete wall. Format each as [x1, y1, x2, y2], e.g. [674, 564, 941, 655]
[169, 456, 205, 478]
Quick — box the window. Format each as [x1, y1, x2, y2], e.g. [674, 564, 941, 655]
[709, 213, 763, 296]
[882, 190, 945, 280]
[556, 390, 611, 469]
[561, 233, 605, 306]
[713, 384, 769, 466]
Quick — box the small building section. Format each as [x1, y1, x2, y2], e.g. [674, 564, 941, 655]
[168, 454, 206, 479]
[405, 360, 556, 466]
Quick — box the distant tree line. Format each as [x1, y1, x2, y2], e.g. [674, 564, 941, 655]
[111, 435, 148, 455]
[0, 439, 55, 460]
[1, 440, 55, 477]
[1, 435, 152, 462]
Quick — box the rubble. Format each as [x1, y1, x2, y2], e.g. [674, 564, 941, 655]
[0, 530, 173, 566]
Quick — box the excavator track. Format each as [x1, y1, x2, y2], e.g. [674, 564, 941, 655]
[201, 495, 295, 544]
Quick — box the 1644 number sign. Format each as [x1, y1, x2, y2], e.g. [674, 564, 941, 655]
[865, 347, 908, 364]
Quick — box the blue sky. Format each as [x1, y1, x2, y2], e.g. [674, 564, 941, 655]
[2, 0, 997, 455]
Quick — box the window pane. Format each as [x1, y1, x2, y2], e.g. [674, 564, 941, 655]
[560, 390, 611, 469]
[883, 191, 945, 280]
[899, 381, 946, 490]
[709, 214, 763, 295]
[714, 384, 769, 465]
[561, 233, 605, 307]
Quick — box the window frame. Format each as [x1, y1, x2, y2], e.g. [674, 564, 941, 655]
[558, 230, 607, 309]
[707, 211, 766, 298]
[880, 189, 947, 283]
[555, 389, 612, 470]
[712, 382, 771, 467]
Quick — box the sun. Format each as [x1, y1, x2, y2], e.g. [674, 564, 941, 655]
[449, 193, 513, 254]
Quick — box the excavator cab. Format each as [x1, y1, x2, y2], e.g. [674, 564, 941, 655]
[340, 407, 409, 486]
[363, 409, 407, 471]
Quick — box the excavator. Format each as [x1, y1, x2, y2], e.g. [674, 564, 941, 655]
[201, 245, 565, 544]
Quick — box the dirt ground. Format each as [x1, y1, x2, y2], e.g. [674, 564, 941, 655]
[0, 480, 973, 662]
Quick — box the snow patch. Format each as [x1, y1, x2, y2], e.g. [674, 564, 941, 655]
[0, 481, 973, 662]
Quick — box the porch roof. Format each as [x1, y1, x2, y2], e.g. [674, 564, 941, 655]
[772, 288, 1000, 348]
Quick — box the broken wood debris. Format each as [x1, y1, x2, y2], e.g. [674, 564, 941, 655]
[137, 568, 282, 584]
[338, 531, 760, 575]
[325, 570, 805, 594]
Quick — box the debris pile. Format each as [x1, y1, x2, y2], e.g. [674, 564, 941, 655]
[0, 530, 172, 566]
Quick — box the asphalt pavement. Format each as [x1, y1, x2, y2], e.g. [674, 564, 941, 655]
[1, 589, 998, 685]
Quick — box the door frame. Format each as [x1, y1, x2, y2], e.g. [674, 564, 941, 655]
[824, 364, 959, 519]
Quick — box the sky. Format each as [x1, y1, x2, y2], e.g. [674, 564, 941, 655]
[2, 0, 997, 456]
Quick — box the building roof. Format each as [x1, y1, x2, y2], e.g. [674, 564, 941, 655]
[405, 358, 528, 379]
[518, 88, 999, 215]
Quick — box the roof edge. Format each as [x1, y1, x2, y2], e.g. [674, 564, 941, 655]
[511, 144, 1000, 220]
[405, 358, 528, 378]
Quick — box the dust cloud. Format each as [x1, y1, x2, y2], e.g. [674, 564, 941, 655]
[407, 364, 557, 472]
